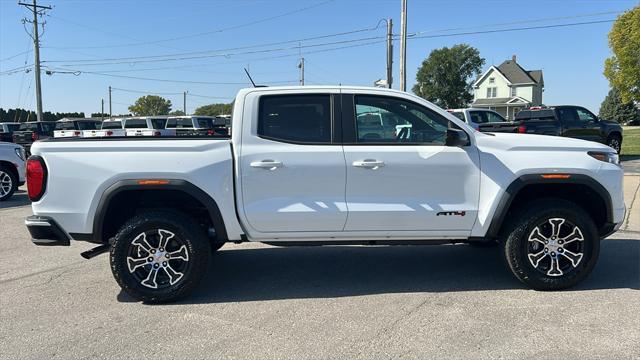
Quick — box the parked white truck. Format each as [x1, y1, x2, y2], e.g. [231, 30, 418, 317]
[25, 86, 624, 302]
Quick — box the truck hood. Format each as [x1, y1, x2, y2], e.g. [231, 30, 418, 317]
[474, 132, 614, 153]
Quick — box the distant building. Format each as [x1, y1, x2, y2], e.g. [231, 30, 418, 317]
[471, 55, 544, 120]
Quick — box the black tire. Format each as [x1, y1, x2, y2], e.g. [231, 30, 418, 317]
[0, 164, 18, 202]
[110, 210, 210, 303]
[502, 198, 599, 291]
[606, 134, 622, 154]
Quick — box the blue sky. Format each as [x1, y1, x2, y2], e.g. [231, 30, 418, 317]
[0, 0, 637, 116]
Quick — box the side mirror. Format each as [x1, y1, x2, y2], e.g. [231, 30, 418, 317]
[445, 128, 469, 147]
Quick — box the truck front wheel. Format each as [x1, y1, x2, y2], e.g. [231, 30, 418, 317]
[110, 210, 210, 303]
[503, 199, 599, 290]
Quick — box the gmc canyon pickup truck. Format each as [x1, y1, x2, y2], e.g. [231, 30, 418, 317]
[25, 86, 624, 303]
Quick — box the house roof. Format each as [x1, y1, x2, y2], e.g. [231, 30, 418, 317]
[527, 70, 543, 84]
[472, 97, 532, 106]
[496, 60, 540, 84]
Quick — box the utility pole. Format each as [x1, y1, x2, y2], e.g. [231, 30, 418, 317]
[101, 99, 104, 121]
[386, 19, 393, 89]
[108, 86, 112, 119]
[399, 0, 408, 92]
[298, 57, 305, 86]
[183, 91, 187, 115]
[19, 0, 51, 122]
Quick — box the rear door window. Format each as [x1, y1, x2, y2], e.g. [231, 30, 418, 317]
[258, 95, 331, 143]
[557, 108, 579, 123]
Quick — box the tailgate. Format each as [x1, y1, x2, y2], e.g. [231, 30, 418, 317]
[12, 131, 34, 144]
[477, 122, 518, 133]
[54, 130, 81, 138]
[126, 129, 156, 137]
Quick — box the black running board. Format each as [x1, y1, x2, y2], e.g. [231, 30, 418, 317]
[80, 244, 110, 259]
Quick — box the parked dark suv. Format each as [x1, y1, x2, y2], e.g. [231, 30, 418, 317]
[11, 121, 57, 155]
[514, 106, 623, 153]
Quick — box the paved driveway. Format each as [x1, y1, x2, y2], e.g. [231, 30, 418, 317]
[1, 187, 638, 359]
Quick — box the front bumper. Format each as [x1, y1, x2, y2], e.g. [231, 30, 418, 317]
[25, 216, 71, 246]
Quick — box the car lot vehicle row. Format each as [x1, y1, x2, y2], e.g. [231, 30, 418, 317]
[25, 86, 624, 303]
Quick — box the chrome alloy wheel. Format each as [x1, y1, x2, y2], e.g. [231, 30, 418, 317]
[527, 218, 585, 277]
[126, 229, 190, 289]
[607, 138, 621, 153]
[0, 170, 12, 199]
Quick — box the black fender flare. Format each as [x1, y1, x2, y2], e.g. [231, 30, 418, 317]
[90, 179, 228, 244]
[485, 174, 613, 239]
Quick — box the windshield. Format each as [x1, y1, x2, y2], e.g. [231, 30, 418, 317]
[55, 122, 76, 130]
[124, 119, 148, 129]
[101, 121, 122, 129]
[195, 118, 213, 128]
[150, 118, 167, 129]
[450, 111, 465, 121]
[3, 124, 20, 132]
[78, 121, 100, 130]
[469, 111, 507, 124]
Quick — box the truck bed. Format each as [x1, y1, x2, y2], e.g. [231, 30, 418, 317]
[29, 137, 241, 239]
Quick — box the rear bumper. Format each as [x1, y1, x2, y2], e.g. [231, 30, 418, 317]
[25, 215, 71, 246]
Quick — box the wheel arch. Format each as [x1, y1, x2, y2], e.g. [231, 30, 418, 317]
[487, 174, 613, 239]
[0, 160, 18, 179]
[91, 179, 228, 244]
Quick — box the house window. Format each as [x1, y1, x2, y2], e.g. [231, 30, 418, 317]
[511, 87, 517, 97]
[489, 77, 495, 84]
[486, 87, 497, 98]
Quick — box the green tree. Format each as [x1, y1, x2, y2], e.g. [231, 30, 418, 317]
[604, 6, 640, 104]
[194, 103, 232, 116]
[169, 110, 186, 116]
[128, 95, 172, 116]
[599, 88, 639, 123]
[412, 44, 485, 109]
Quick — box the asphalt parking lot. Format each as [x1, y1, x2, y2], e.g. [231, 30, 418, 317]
[1, 175, 639, 359]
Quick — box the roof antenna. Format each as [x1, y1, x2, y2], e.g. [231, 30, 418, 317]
[244, 68, 257, 87]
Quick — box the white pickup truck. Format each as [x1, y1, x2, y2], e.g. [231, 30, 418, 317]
[25, 86, 624, 303]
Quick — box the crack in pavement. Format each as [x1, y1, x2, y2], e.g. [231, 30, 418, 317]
[0, 260, 87, 285]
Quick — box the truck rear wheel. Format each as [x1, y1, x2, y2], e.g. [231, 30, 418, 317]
[110, 210, 210, 303]
[503, 199, 599, 291]
[606, 134, 622, 154]
[0, 165, 17, 201]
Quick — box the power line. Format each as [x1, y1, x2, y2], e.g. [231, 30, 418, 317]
[408, 10, 620, 37]
[45, 34, 387, 65]
[43, 0, 335, 50]
[0, 49, 33, 63]
[407, 19, 615, 40]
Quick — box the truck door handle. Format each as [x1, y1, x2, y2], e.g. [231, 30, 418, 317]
[352, 159, 385, 169]
[250, 160, 283, 170]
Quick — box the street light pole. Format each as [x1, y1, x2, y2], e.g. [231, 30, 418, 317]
[386, 18, 393, 89]
[399, 0, 408, 92]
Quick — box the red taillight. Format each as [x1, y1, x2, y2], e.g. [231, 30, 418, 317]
[106, 131, 113, 136]
[26, 156, 47, 201]
[207, 129, 214, 136]
[31, 132, 39, 141]
[518, 125, 527, 133]
[74, 131, 81, 136]
[154, 131, 161, 137]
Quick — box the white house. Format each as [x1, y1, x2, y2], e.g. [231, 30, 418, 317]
[471, 55, 544, 120]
